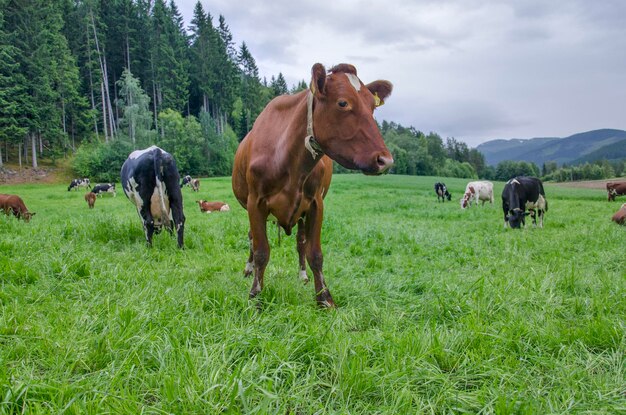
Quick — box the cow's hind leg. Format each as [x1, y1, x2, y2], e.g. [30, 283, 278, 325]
[296, 218, 309, 284]
[247, 205, 270, 300]
[139, 207, 155, 246]
[244, 230, 254, 277]
[305, 200, 335, 308]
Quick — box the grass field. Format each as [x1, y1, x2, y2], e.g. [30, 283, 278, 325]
[1, 175, 624, 414]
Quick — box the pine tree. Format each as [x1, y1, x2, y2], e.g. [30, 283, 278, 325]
[0, 2, 29, 165]
[271, 72, 288, 97]
[236, 42, 264, 137]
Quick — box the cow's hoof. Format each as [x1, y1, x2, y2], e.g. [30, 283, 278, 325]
[316, 289, 336, 308]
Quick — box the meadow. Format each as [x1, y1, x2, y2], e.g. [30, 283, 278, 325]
[0, 175, 624, 414]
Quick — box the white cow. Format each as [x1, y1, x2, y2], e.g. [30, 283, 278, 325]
[461, 181, 494, 209]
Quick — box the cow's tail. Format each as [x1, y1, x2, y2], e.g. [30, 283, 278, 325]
[539, 181, 548, 212]
[154, 150, 172, 231]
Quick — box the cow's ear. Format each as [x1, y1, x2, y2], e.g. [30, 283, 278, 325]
[310, 63, 326, 96]
[366, 80, 393, 107]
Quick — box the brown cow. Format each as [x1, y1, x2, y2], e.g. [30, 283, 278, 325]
[0, 194, 35, 222]
[607, 181, 626, 201]
[85, 192, 97, 209]
[196, 200, 230, 213]
[232, 63, 394, 307]
[612, 203, 626, 225]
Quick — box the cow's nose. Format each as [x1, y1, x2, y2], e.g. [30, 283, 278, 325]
[376, 155, 394, 173]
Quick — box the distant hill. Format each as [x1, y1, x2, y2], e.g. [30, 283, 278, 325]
[477, 129, 626, 166]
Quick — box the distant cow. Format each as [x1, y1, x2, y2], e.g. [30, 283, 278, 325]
[121, 146, 185, 248]
[434, 182, 451, 202]
[461, 181, 494, 209]
[92, 183, 116, 197]
[196, 200, 230, 213]
[0, 194, 35, 222]
[68, 178, 91, 191]
[502, 176, 548, 228]
[190, 179, 200, 192]
[611, 203, 626, 225]
[85, 192, 96, 209]
[606, 181, 626, 201]
[180, 175, 192, 188]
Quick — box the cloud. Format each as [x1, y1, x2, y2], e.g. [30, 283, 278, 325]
[177, 0, 626, 146]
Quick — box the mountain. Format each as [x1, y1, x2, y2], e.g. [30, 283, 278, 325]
[477, 129, 626, 166]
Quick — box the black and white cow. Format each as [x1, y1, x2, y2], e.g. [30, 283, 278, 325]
[121, 146, 185, 248]
[434, 182, 451, 202]
[68, 178, 91, 191]
[92, 183, 116, 197]
[502, 176, 548, 228]
[180, 175, 192, 188]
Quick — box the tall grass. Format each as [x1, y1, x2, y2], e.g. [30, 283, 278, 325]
[0, 175, 624, 414]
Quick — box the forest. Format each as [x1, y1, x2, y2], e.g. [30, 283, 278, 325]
[0, 0, 620, 182]
[0, 0, 490, 181]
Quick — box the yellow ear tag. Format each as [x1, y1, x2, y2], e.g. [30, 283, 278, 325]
[310, 81, 316, 95]
[374, 92, 384, 107]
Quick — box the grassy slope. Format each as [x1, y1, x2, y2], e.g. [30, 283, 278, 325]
[0, 175, 624, 414]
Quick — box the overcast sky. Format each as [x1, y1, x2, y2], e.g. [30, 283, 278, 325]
[176, 0, 626, 147]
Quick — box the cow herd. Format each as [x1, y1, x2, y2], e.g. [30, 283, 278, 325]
[1, 63, 625, 307]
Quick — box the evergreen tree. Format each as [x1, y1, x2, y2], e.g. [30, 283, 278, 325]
[271, 72, 288, 97]
[149, 0, 189, 118]
[0, 2, 29, 165]
[236, 41, 264, 137]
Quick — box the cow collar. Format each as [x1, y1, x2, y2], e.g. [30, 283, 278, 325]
[304, 91, 323, 159]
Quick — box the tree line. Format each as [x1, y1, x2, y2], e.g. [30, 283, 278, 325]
[2, 0, 620, 183]
[0, 0, 305, 179]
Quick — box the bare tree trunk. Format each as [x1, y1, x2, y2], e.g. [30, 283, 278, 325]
[61, 99, 67, 134]
[101, 81, 109, 142]
[31, 133, 38, 169]
[86, 29, 99, 138]
[23, 135, 28, 164]
[91, 10, 116, 140]
[18, 142, 22, 168]
[39, 132, 43, 155]
[0, 145, 3, 168]
[152, 81, 159, 132]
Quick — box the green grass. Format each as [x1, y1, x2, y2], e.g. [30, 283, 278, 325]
[1, 175, 624, 414]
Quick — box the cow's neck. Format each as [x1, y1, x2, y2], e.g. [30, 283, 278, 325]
[274, 91, 325, 229]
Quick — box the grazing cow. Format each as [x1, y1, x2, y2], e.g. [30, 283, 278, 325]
[68, 178, 91, 191]
[611, 203, 626, 225]
[232, 63, 393, 307]
[121, 146, 185, 248]
[0, 194, 35, 222]
[606, 181, 626, 201]
[85, 192, 96, 209]
[92, 183, 116, 197]
[180, 175, 192, 188]
[461, 181, 494, 209]
[502, 176, 548, 228]
[191, 179, 200, 192]
[196, 200, 230, 213]
[434, 182, 451, 202]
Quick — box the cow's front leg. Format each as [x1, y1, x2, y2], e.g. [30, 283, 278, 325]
[305, 200, 335, 308]
[296, 218, 309, 284]
[247, 203, 270, 300]
[138, 206, 155, 246]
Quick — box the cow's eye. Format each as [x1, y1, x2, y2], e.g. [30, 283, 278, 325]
[338, 100, 348, 108]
